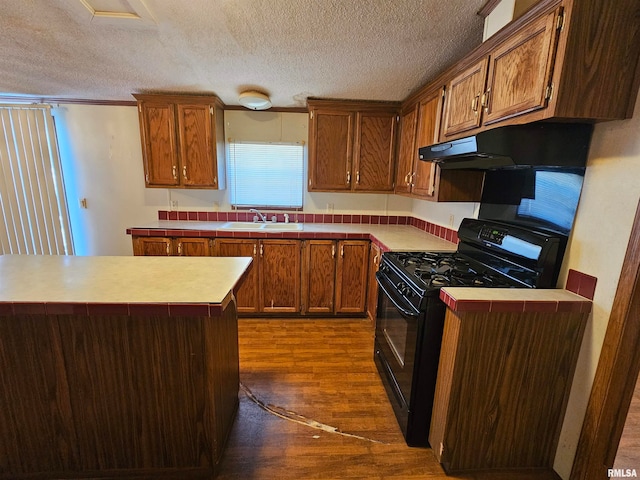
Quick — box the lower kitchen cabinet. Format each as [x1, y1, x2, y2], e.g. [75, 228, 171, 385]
[259, 240, 301, 313]
[302, 240, 337, 314]
[213, 239, 260, 314]
[430, 307, 587, 473]
[132, 235, 372, 317]
[302, 239, 369, 315]
[335, 240, 369, 314]
[366, 242, 381, 324]
[132, 236, 211, 256]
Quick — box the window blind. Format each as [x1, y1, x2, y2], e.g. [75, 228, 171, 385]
[227, 141, 304, 209]
[0, 105, 73, 255]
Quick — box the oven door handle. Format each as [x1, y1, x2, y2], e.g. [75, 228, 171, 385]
[376, 272, 420, 318]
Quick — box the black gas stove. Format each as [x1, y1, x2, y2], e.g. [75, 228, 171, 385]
[374, 217, 566, 447]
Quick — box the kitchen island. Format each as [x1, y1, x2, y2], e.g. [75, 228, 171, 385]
[0, 255, 252, 480]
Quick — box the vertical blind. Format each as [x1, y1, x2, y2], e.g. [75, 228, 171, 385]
[0, 105, 73, 255]
[227, 141, 304, 209]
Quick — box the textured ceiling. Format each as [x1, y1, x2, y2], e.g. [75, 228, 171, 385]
[0, 0, 486, 108]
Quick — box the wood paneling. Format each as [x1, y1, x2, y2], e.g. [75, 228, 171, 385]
[413, 89, 445, 197]
[0, 301, 239, 479]
[394, 105, 418, 195]
[441, 58, 488, 138]
[431, 309, 587, 473]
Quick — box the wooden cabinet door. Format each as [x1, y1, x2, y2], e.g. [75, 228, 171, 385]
[394, 105, 418, 195]
[259, 240, 301, 313]
[335, 240, 369, 314]
[176, 237, 211, 256]
[366, 242, 381, 324]
[176, 104, 217, 187]
[412, 88, 445, 197]
[352, 111, 396, 192]
[213, 239, 259, 314]
[483, 8, 560, 126]
[139, 102, 179, 187]
[132, 237, 172, 256]
[441, 58, 489, 138]
[308, 110, 353, 191]
[303, 240, 337, 314]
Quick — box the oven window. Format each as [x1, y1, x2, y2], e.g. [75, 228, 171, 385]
[383, 318, 408, 366]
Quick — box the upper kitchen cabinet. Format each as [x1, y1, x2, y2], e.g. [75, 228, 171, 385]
[439, 0, 640, 140]
[308, 99, 399, 193]
[134, 94, 226, 189]
[396, 87, 484, 202]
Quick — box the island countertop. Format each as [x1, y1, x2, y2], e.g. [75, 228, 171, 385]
[0, 255, 252, 312]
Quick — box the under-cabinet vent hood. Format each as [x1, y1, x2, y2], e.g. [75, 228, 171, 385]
[418, 123, 593, 170]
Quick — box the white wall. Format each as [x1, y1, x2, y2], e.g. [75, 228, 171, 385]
[54, 104, 166, 255]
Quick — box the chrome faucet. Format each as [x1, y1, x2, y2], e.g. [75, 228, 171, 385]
[250, 208, 267, 223]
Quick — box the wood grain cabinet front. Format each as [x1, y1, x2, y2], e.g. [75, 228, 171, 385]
[438, 0, 640, 140]
[259, 240, 302, 313]
[302, 240, 369, 315]
[132, 236, 211, 256]
[308, 99, 398, 193]
[134, 94, 225, 189]
[395, 88, 484, 202]
[212, 239, 260, 314]
[429, 307, 587, 473]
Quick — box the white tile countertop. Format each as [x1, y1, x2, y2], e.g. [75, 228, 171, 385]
[127, 221, 458, 252]
[0, 255, 252, 306]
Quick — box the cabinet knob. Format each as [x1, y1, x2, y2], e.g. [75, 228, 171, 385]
[182, 165, 188, 180]
[346, 171, 351, 184]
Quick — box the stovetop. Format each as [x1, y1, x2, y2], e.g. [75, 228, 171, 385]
[380, 250, 536, 298]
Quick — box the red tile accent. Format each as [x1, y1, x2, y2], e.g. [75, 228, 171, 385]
[87, 303, 130, 316]
[13, 303, 47, 314]
[197, 211, 208, 221]
[0, 302, 13, 315]
[343, 215, 352, 224]
[380, 216, 389, 225]
[169, 303, 211, 317]
[218, 212, 229, 221]
[388, 216, 398, 225]
[490, 301, 525, 313]
[178, 212, 188, 221]
[129, 303, 170, 316]
[188, 212, 197, 221]
[361, 215, 371, 224]
[46, 303, 89, 315]
[566, 269, 598, 300]
[556, 301, 585, 313]
[454, 300, 491, 313]
[159, 211, 169, 220]
[207, 212, 218, 221]
[168, 211, 178, 220]
[371, 215, 380, 224]
[523, 301, 558, 313]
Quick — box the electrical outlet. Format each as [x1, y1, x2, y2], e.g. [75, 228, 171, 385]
[212, 201, 219, 211]
[170, 200, 178, 210]
[326, 203, 334, 214]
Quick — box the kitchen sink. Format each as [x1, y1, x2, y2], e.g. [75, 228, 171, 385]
[219, 221, 302, 231]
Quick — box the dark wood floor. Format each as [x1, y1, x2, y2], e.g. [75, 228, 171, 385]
[216, 319, 560, 480]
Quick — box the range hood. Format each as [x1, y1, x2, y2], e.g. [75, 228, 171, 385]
[418, 123, 593, 170]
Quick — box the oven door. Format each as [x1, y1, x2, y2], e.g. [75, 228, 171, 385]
[374, 271, 421, 434]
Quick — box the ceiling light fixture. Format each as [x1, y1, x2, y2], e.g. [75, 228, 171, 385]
[238, 90, 272, 110]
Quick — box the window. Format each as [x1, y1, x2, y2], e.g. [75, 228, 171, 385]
[0, 105, 73, 255]
[227, 141, 304, 209]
